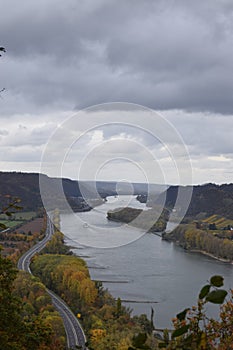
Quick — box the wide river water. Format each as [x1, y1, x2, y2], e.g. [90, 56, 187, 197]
[60, 195, 233, 328]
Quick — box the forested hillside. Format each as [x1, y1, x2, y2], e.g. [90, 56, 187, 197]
[185, 183, 233, 219]
[138, 183, 233, 220]
[0, 251, 65, 350]
[1, 172, 233, 219]
[0, 172, 43, 211]
[0, 171, 155, 212]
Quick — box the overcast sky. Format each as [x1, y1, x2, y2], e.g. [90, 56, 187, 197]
[0, 0, 233, 185]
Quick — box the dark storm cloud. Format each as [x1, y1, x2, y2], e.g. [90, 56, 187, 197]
[1, 0, 233, 114]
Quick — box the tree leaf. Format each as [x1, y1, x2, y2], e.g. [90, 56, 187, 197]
[206, 290, 227, 304]
[183, 333, 194, 346]
[210, 275, 224, 287]
[172, 325, 189, 338]
[199, 284, 211, 299]
[176, 308, 190, 321]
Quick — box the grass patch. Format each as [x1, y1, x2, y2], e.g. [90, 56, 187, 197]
[0, 211, 36, 221]
[0, 220, 24, 228]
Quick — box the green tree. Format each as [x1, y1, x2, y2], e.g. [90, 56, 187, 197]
[160, 275, 230, 350]
[0, 249, 26, 349]
[116, 297, 122, 318]
[129, 332, 151, 349]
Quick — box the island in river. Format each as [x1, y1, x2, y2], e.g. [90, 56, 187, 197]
[107, 206, 169, 233]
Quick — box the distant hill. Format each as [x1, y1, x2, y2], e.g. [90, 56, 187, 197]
[1, 172, 233, 219]
[165, 183, 233, 219]
[138, 183, 233, 220]
[0, 172, 43, 211]
[0, 172, 160, 212]
[185, 183, 233, 219]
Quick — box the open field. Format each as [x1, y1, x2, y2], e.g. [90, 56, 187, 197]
[0, 220, 24, 228]
[0, 211, 38, 232]
[0, 211, 36, 221]
[0, 217, 46, 258]
[15, 218, 44, 235]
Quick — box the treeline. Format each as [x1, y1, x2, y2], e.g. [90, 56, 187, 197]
[107, 207, 169, 233]
[0, 252, 65, 350]
[163, 224, 233, 261]
[41, 230, 70, 255]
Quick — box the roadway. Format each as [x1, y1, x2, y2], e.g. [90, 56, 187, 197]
[17, 217, 87, 350]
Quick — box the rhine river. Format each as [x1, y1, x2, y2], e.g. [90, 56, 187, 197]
[60, 195, 233, 329]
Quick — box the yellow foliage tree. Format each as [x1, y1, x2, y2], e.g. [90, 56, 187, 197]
[90, 328, 107, 347]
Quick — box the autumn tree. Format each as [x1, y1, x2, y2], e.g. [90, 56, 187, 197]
[159, 275, 232, 349]
[0, 249, 24, 349]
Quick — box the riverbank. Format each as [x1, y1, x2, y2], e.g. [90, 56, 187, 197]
[162, 224, 233, 264]
[163, 235, 233, 263]
[189, 249, 233, 264]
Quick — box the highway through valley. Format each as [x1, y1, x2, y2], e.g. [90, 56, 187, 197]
[17, 218, 87, 350]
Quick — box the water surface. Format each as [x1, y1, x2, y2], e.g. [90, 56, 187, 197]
[61, 195, 233, 328]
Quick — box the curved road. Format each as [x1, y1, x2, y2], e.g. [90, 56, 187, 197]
[17, 217, 87, 350]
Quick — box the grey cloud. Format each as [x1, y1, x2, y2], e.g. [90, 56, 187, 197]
[100, 124, 161, 148]
[1, 0, 233, 114]
[0, 129, 8, 135]
[1, 0, 233, 184]
[0, 145, 42, 162]
[164, 111, 233, 157]
[0, 122, 56, 147]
